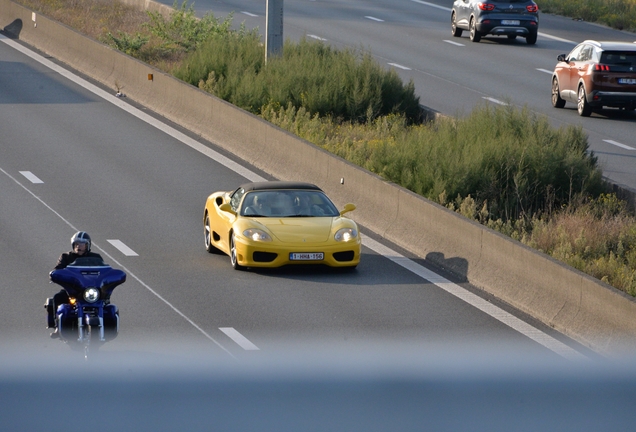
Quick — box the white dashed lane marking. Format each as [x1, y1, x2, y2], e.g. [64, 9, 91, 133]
[19, 171, 43, 184]
[220, 327, 260, 350]
[483, 97, 508, 106]
[388, 63, 411, 70]
[107, 239, 139, 256]
[308, 34, 327, 41]
[604, 140, 636, 150]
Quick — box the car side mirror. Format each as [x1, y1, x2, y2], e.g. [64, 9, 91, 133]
[557, 54, 566, 62]
[219, 203, 236, 215]
[340, 203, 356, 216]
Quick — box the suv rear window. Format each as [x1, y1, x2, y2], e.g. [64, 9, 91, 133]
[600, 51, 636, 69]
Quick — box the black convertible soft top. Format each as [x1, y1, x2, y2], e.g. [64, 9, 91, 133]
[239, 181, 323, 192]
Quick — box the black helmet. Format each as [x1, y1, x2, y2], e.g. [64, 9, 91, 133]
[71, 231, 91, 252]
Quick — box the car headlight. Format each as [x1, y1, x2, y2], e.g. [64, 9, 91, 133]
[83, 287, 100, 303]
[243, 229, 272, 242]
[335, 228, 358, 242]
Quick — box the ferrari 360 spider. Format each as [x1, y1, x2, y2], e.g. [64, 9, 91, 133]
[203, 181, 361, 270]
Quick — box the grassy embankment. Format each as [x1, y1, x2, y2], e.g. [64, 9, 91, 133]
[14, 0, 636, 295]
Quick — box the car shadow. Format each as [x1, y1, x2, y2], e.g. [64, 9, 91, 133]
[247, 252, 469, 287]
[559, 106, 636, 121]
[476, 36, 534, 45]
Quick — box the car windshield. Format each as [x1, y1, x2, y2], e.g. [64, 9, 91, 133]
[240, 190, 340, 217]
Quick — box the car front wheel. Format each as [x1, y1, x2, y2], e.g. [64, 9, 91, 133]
[204, 214, 221, 254]
[551, 78, 566, 108]
[451, 12, 462, 37]
[577, 85, 592, 117]
[230, 232, 245, 270]
[469, 17, 481, 42]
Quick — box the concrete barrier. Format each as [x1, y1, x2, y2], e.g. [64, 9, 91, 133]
[2, 0, 635, 355]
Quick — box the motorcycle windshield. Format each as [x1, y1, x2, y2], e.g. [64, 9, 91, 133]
[50, 259, 126, 298]
[68, 257, 108, 267]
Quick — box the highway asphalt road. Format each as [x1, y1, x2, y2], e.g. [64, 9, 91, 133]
[177, 0, 636, 194]
[4, 7, 636, 430]
[0, 32, 590, 362]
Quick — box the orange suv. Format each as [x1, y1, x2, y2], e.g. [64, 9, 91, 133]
[551, 40, 636, 116]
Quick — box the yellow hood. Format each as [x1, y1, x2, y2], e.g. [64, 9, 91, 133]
[258, 218, 332, 243]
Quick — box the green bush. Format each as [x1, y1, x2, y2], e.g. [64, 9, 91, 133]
[263, 102, 605, 222]
[175, 37, 422, 123]
[106, 31, 148, 56]
[145, 0, 235, 52]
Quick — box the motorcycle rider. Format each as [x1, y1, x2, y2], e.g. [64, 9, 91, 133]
[48, 231, 103, 338]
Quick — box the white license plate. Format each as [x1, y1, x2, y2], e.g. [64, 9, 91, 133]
[618, 78, 636, 85]
[501, 20, 520, 25]
[290, 252, 324, 261]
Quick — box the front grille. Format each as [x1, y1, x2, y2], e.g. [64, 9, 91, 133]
[333, 251, 355, 262]
[253, 252, 277, 262]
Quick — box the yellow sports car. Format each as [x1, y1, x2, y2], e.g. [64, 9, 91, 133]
[203, 181, 361, 270]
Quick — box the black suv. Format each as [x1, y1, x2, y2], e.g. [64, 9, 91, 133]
[552, 40, 636, 116]
[451, 0, 539, 45]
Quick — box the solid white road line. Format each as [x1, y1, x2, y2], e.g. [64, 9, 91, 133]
[220, 327, 260, 350]
[362, 236, 587, 361]
[604, 140, 636, 151]
[19, 171, 43, 184]
[241, 11, 258, 17]
[444, 40, 464, 46]
[308, 34, 328, 41]
[107, 239, 139, 256]
[1, 30, 588, 360]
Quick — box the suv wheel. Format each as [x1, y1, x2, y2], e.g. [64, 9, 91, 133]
[451, 12, 462, 37]
[577, 85, 592, 117]
[526, 33, 537, 45]
[551, 78, 566, 108]
[469, 17, 481, 42]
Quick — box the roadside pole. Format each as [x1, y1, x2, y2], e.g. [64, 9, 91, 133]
[265, 0, 283, 62]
